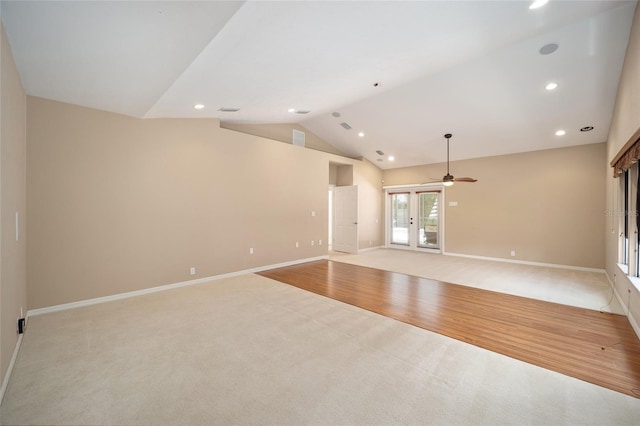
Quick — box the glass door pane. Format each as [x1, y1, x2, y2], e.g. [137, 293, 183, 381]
[390, 193, 409, 245]
[418, 192, 439, 248]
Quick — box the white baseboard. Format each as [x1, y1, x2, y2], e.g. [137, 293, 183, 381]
[358, 245, 384, 253]
[443, 251, 606, 274]
[0, 334, 23, 405]
[28, 255, 329, 318]
[247, 255, 328, 273]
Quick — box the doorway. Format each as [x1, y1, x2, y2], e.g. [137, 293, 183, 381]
[386, 186, 443, 252]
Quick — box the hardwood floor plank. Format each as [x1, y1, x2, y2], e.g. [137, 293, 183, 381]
[258, 260, 640, 398]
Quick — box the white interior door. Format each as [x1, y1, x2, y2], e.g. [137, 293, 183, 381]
[333, 185, 358, 253]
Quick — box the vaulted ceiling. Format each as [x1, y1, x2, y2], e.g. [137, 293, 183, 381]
[1, 1, 636, 169]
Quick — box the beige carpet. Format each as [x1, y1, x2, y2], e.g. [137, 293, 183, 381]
[331, 249, 624, 314]
[2, 273, 639, 425]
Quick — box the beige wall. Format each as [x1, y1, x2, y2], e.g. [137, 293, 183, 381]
[336, 164, 353, 186]
[384, 143, 606, 268]
[606, 4, 640, 328]
[0, 22, 28, 388]
[220, 122, 347, 157]
[27, 97, 383, 309]
[354, 160, 384, 249]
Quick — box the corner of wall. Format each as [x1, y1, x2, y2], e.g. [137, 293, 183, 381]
[0, 20, 28, 403]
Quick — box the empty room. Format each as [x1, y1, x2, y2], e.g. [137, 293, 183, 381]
[1, 0, 640, 424]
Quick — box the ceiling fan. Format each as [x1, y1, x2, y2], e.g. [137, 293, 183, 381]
[432, 133, 477, 186]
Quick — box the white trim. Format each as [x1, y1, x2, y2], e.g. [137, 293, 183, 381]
[0, 334, 23, 404]
[443, 251, 606, 273]
[247, 255, 328, 273]
[606, 271, 640, 339]
[28, 255, 329, 317]
[383, 183, 442, 190]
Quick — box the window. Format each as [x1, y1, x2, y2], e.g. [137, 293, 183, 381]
[622, 169, 629, 266]
[417, 191, 439, 248]
[390, 192, 410, 245]
[618, 165, 640, 277]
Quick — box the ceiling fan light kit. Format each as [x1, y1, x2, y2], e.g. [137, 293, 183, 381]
[442, 174, 455, 186]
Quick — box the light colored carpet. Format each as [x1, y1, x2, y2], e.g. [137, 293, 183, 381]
[331, 249, 624, 314]
[2, 273, 639, 425]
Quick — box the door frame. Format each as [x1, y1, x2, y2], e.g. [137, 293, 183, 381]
[384, 184, 445, 253]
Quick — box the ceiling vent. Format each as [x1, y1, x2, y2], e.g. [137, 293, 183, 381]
[376, 150, 385, 156]
[340, 122, 352, 130]
[295, 110, 310, 114]
[218, 107, 240, 112]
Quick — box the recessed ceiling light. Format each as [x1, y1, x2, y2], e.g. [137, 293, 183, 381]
[545, 82, 559, 91]
[388, 156, 395, 161]
[358, 132, 365, 138]
[331, 112, 341, 118]
[540, 43, 559, 55]
[193, 104, 205, 110]
[287, 108, 296, 113]
[295, 110, 310, 114]
[529, 0, 548, 10]
[580, 126, 594, 132]
[555, 130, 566, 136]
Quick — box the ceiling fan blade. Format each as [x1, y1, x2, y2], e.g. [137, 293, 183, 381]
[455, 177, 478, 183]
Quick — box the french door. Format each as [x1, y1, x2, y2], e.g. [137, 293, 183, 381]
[387, 186, 442, 252]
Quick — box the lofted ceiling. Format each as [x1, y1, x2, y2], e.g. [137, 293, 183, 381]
[1, 0, 636, 169]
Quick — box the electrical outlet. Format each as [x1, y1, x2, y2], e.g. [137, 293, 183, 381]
[295, 242, 299, 248]
[319, 240, 322, 245]
[249, 248, 254, 254]
[510, 250, 516, 257]
[190, 267, 196, 275]
[311, 240, 314, 246]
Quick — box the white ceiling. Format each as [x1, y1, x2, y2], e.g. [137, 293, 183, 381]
[1, 0, 636, 169]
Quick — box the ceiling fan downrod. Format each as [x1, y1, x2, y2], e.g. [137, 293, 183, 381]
[443, 133, 454, 186]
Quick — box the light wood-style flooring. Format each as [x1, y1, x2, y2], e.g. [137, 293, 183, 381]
[258, 260, 640, 398]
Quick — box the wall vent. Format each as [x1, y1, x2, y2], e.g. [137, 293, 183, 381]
[292, 129, 305, 147]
